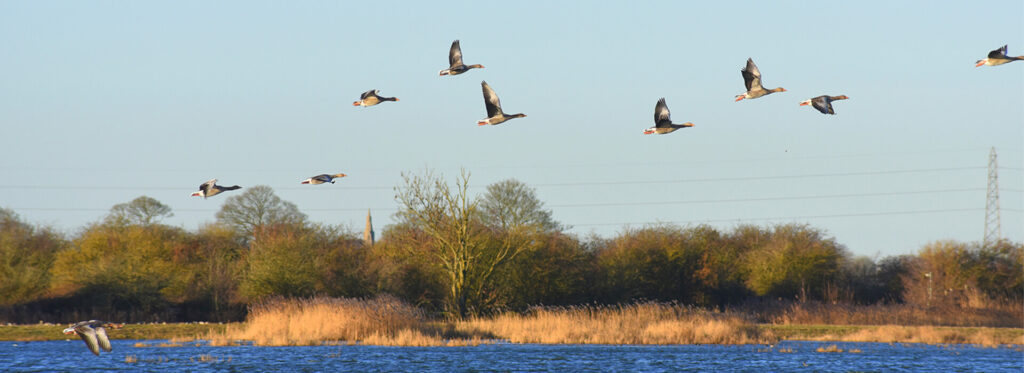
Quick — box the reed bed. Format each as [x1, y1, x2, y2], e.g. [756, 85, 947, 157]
[207, 295, 432, 346]
[821, 325, 1024, 347]
[203, 296, 1020, 347]
[752, 300, 1023, 328]
[457, 303, 776, 345]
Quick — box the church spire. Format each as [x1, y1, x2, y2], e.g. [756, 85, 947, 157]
[364, 209, 375, 246]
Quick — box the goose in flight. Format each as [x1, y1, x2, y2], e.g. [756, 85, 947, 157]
[439, 40, 484, 76]
[63, 320, 123, 356]
[353, 90, 398, 107]
[799, 95, 849, 115]
[477, 81, 526, 126]
[301, 173, 347, 184]
[735, 58, 786, 101]
[976, 45, 1024, 67]
[643, 98, 694, 134]
[190, 179, 241, 198]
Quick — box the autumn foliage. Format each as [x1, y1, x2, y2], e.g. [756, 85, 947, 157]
[0, 176, 1020, 327]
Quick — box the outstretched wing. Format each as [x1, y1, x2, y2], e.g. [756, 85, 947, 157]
[95, 327, 113, 352]
[200, 179, 216, 191]
[449, 40, 464, 67]
[481, 81, 502, 117]
[988, 45, 1009, 59]
[654, 98, 671, 126]
[741, 58, 762, 91]
[360, 90, 378, 100]
[811, 96, 834, 114]
[77, 325, 101, 356]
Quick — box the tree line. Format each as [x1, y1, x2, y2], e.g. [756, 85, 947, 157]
[1, 171, 1021, 323]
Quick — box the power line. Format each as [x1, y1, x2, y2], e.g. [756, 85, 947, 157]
[547, 188, 983, 208]
[4, 187, 986, 213]
[0, 166, 988, 192]
[0, 147, 998, 174]
[531, 167, 985, 188]
[570, 208, 985, 227]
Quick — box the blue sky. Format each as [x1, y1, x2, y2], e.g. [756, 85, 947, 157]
[1, 1, 1021, 257]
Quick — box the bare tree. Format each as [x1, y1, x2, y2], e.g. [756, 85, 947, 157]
[474, 179, 563, 306]
[107, 196, 173, 226]
[394, 169, 485, 318]
[478, 179, 561, 233]
[215, 185, 306, 241]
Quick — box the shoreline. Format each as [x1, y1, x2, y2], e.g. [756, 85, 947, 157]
[4, 323, 1021, 346]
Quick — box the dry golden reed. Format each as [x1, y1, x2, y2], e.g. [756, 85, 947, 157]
[764, 301, 1023, 328]
[816, 344, 842, 353]
[208, 295, 429, 346]
[457, 302, 776, 345]
[204, 296, 1019, 347]
[825, 325, 1024, 347]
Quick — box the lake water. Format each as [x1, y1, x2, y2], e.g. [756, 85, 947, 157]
[1, 340, 1021, 372]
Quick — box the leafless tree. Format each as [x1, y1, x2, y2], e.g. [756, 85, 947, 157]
[216, 185, 306, 241]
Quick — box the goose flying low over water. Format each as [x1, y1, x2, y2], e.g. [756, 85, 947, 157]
[477, 81, 526, 126]
[643, 98, 694, 135]
[301, 173, 347, 184]
[63, 320, 123, 356]
[439, 40, 484, 76]
[799, 95, 849, 115]
[976, 45, 1024, 67]
[735, 58, 786, 101]
[353, 90, 398, 107]
[190, 179, 241, 198]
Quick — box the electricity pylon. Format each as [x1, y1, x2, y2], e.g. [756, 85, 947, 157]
[983, 147, 1001, 248]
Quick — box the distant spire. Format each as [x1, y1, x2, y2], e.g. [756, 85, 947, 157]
[364, 209, 375, 246]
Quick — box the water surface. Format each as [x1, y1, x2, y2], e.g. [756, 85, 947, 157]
[2, 340, 1021, 372]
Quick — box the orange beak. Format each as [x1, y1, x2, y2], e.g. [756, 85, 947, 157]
[735, 96, 745, 102]
[799, 102, 809, 106]
[975, 60, 986, 67]
[352, 101, 361, 106]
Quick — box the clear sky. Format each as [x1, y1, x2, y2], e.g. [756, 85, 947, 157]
[1, 1, 1021, 257]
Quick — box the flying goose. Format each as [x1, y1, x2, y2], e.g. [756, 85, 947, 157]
[478, 81, 526, 126]
[63, 320, 123, 356]
[439, 40, 484, 76]
[301, 173, 347, 184]
[735, 58, 786, 101]
[799, 95, 849, 115]
[190, 179, 241, 198]
[643, 98, 694, 134]
[976, 45, 1024, 67]
[353, 90, 398, 107]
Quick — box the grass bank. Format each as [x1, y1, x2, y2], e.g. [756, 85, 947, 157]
[0, 322, 231, 342]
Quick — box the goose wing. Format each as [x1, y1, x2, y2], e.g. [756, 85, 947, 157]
[989, 45, 1009, 59]
[95, 326, 113, 352]
[199, 179, 216, 193]
[449, 40, 464, 67]
[76, 325, 101, 356]
[481, 81, 502, 117]
[360, 90, 379, 100]
[313, 174, 331, 183]
[811, 96, 834, 114]
[654, 98, 672, 127]
[741, 58, 763, 91]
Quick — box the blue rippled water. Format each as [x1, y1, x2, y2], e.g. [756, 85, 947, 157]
[1, 340, 1021, 372]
